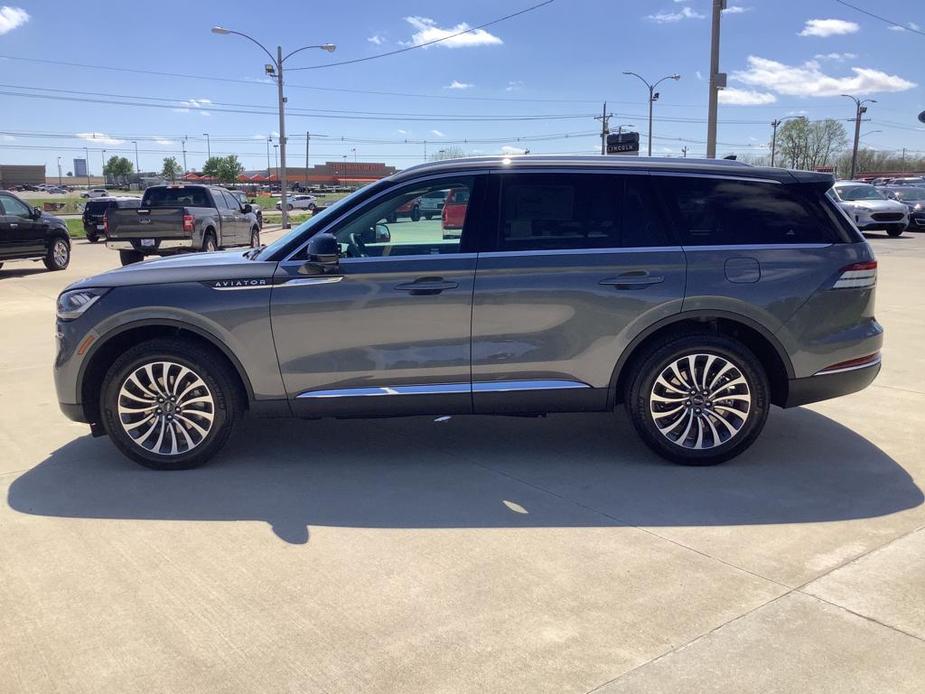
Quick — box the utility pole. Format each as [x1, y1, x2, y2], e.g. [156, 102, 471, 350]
[902, 147, 907, 171]
[305, 131, 310, 185]
[57, 156, 62, 185]
[423, 140, 427, 162]
[352, 147, 357, 163]
[181, 136, 188, 174]
[202, 132, 211, 160]
[770, 119, 781, 167]
[843, 95, 876, 179]
[266, 137, 272, 178]
[594, 101, 613, 155]
[84, 146, 90, 187]
[681, 146, 689, 158]
[706, 0, 726, 158]
[131, 140, 140, 174]
[101, 149, 106, 184]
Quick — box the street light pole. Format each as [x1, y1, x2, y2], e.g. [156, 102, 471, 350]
[203, 133, 211, 160]
[84, 146, 90, 187]
[57, 156, 62, 185]
[181, 136, 188, 174]
[266, 137, 272, 179]
[132, 140, 140, 174]
[843, 94, 876, 180]
[623, 72, 681, 157]
[212, 26, 335, 229]
[273, 144, 279, 172]
[101, 149, 106, 184]
[305, 131, 310, 186]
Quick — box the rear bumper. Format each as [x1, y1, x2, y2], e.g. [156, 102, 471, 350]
[106, 239, 193, 252]
[784, 359, 881, 408]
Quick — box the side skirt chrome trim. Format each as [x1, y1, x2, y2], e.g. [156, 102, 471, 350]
[296, 379, 591, 399]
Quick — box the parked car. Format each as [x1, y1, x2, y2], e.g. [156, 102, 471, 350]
[276, 194, 317, 211]
[888, 177, 925, 187]
[228, 190, 262, 229]
[420, 190, 448, 220]
[80, 188, 110, 199]
[878, 186, 925, 230]
[441, 187, 469, 239]
[54, 156, 882, 470]
[387, 195, 421, 222]
[0, 190, 71, 272]
[82, 197, 141, 243]
[105, 184, 260, 265]
[828, 181, 908, 237]
[45, 186, 69, 194]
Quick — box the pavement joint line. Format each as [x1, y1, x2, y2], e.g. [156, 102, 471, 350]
[871, 382, 925, 396]
[795, 589, 925, 644]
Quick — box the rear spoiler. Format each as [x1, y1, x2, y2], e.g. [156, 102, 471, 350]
[786, 170, 835, 193]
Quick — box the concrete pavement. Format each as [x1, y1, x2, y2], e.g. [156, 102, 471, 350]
[1, 231, 923, 693]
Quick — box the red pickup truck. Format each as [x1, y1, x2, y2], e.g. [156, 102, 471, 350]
[441, 187, 469, 238]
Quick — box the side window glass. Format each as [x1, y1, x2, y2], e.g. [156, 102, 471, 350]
[623, 177, 671, 247]
[0, 195, 32, 218]
[319, 177, 475, 260]
[658, 177, 835, 245]
[217, 191, 234, 210]
[499, 174, 619, 251]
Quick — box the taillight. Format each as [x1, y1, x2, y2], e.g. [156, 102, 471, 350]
[103, 212, 109, 235]
[182, 214, 194, 233]
[833, 260, 877, 289]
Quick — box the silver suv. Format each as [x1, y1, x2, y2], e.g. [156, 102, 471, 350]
[54, 156, 882, 470]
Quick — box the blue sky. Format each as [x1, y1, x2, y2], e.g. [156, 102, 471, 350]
[0, 0, 922, 174]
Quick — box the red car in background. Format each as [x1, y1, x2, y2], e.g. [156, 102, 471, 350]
[387, 196, 422, 222]
[441, 187, 469, 238]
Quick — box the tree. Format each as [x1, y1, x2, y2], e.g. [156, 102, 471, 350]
[103, 155, 134, 186]
[773, 119, 848, 171]
[834, 148, 925, 177]
[202, 154, 244, 183]
[429, 146, 468, 162]
[66, 171, 73, 177]
[161, 156, 181, 181]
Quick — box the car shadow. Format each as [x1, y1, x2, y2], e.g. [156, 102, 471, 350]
[862, 231, 912, 240]
[0, 265, 50, 279]
[8, 407, 922, 544]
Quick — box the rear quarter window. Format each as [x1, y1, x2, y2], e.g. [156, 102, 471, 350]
[654, 176, 840, 245]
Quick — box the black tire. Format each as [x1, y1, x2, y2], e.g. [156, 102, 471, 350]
[410, 205, 421, 222]
[287, 203, 293, 211]
[86, 233, 99, 244]
[425, 214, 434, 220]
[119, 249, 144, 266]
[624, 333, 770, 466]
[386, 212, 397, 224]
[100, 338, 242, 470]
[250, 226, 260, 248]
[202, 230, 217, 253]
[308, 203, 316, 212]
[887, 225, 905, 237]
[43, 237, 70, 271]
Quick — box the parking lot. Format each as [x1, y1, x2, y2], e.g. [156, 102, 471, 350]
[1, 230, 924, 692]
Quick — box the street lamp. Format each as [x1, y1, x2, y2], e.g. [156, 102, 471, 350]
[101, 149, 106, 184]
[212, 26, 335, 228]
[843, 95, 876, 180]
[131, 140, 140, 175]
[56, 156, 62, 185]
[860, 129, 883, 140]
[769, 115, 807, 167]
[84, 146, 90, 188]
[273, 143, 279, 173]
[202, 132, 211, 160]
[623, 71, 681, 156]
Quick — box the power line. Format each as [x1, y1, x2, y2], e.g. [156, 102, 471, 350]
[833, 0, 925, 36]
[286, 1, 556, 71]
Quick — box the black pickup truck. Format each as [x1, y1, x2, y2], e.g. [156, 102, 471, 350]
[105, 184, 260, 265]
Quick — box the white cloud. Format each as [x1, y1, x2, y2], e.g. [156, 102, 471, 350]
[798, 19, 859, 37]
[888, 21, 921, 32]
[430, 129, 446, 137]
[718, 87, 777, 105]
[0, 6, 29, 35]
[174, 98, 212, 116]
[732, 55, 915, 97]
[1, 134, 15, 141]
[695, 70, 703, 80]
[723, 5, 750, 14]
[888, 25, 905, 32]
[403, 16, 503, 48]
[646, 6, 704, 23]
[396, 129, 409, 135]
[445, 80, 473, 90]
[367, 34, 384, 45]
[506, 80, 525, 92]
[152, 136, 175, 145]
[814, 52, 858, 61]
[500, 145, 527, 155]
[75, 132, 125, 146]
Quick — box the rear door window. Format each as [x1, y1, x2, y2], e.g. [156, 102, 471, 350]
[142, 187, 210, 207]
[655, 176, 837, 245]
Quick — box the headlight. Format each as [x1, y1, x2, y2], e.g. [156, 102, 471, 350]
[56, 288, 109, 321]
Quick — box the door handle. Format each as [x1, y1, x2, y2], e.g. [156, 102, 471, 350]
[9, 223, 17, 228]
[599, 273, 664, 290]
[394, 276, 458, 295]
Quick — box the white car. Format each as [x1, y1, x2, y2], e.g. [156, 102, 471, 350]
[276, 194, 317, 211]
[80, 188, 110, 199]
[829, 182, 909, 237]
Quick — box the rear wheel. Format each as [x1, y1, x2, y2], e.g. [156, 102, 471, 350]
[425, 213, 434, 220]
[86, 232, 100, 244]
[43, 237, 70, 271]
[308, 203, 316, 212]
[250, 227, 260, 248]
[100, 338, 241, 470]
[625, 334, 769, 466]
[203, 231, 217, 253]
[410, 205, 421, 222]
[119, 249, 144, 266]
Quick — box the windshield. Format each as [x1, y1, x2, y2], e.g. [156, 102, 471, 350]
[836, 185, 886, 202]
[255, 184, 384, 260]
[889, 187, 925, 202]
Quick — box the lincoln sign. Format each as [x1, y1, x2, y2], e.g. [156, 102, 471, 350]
[606, 132, 640, 156]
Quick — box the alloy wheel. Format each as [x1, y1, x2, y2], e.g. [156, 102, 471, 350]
[53, 240, 69, 267]
[649, 353, 752, 450]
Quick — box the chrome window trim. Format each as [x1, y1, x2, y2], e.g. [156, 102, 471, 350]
[682, 243, 833, 252]
[335, 252, 478, 265]
[296, 379, 590, 399]
[479, 246, 682, 259]
[489, 167, 650, 177]
[281, 170, 490, 264]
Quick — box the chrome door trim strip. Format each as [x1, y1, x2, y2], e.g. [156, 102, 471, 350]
[336, 252, 478, 265]
[281, 276, 344, 287]
[479, 246, 682, 259]
[296, 379, 591, 399]
[682, 243, 832, 252]
[473, 379, 590, 392]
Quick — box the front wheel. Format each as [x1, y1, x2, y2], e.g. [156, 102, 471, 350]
[625, 334, 769, 466]
[887, 225, 905, 237]
[100, 338, 241, 469]
[43, 237, 70, 271]
[86, 233, 99, 244]
[410, 206, 421, 222]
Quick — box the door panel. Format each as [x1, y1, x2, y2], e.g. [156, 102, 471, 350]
[271, 255, 476, 417]
[0, 194, 41, 257]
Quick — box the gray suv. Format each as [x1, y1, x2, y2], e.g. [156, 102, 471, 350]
[54, 156, 882, 470]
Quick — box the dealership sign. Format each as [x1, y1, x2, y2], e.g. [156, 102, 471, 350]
[607, 132, 640, 156]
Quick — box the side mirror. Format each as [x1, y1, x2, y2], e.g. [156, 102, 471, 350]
[375, 223, 391, 243]
[242, 203, 253, 213]
[33, 207, 43, 219]
[299, 232, 340, 275]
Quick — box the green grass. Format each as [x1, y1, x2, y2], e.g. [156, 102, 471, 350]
[65, 218, 86, 238]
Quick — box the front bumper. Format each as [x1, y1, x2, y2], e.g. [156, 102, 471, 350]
[784, 358, 881, 407]
[106, 239, 193, 252]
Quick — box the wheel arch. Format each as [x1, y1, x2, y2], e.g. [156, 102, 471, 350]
[78, 320, 254, 424]
[608, 310, 793, 408]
